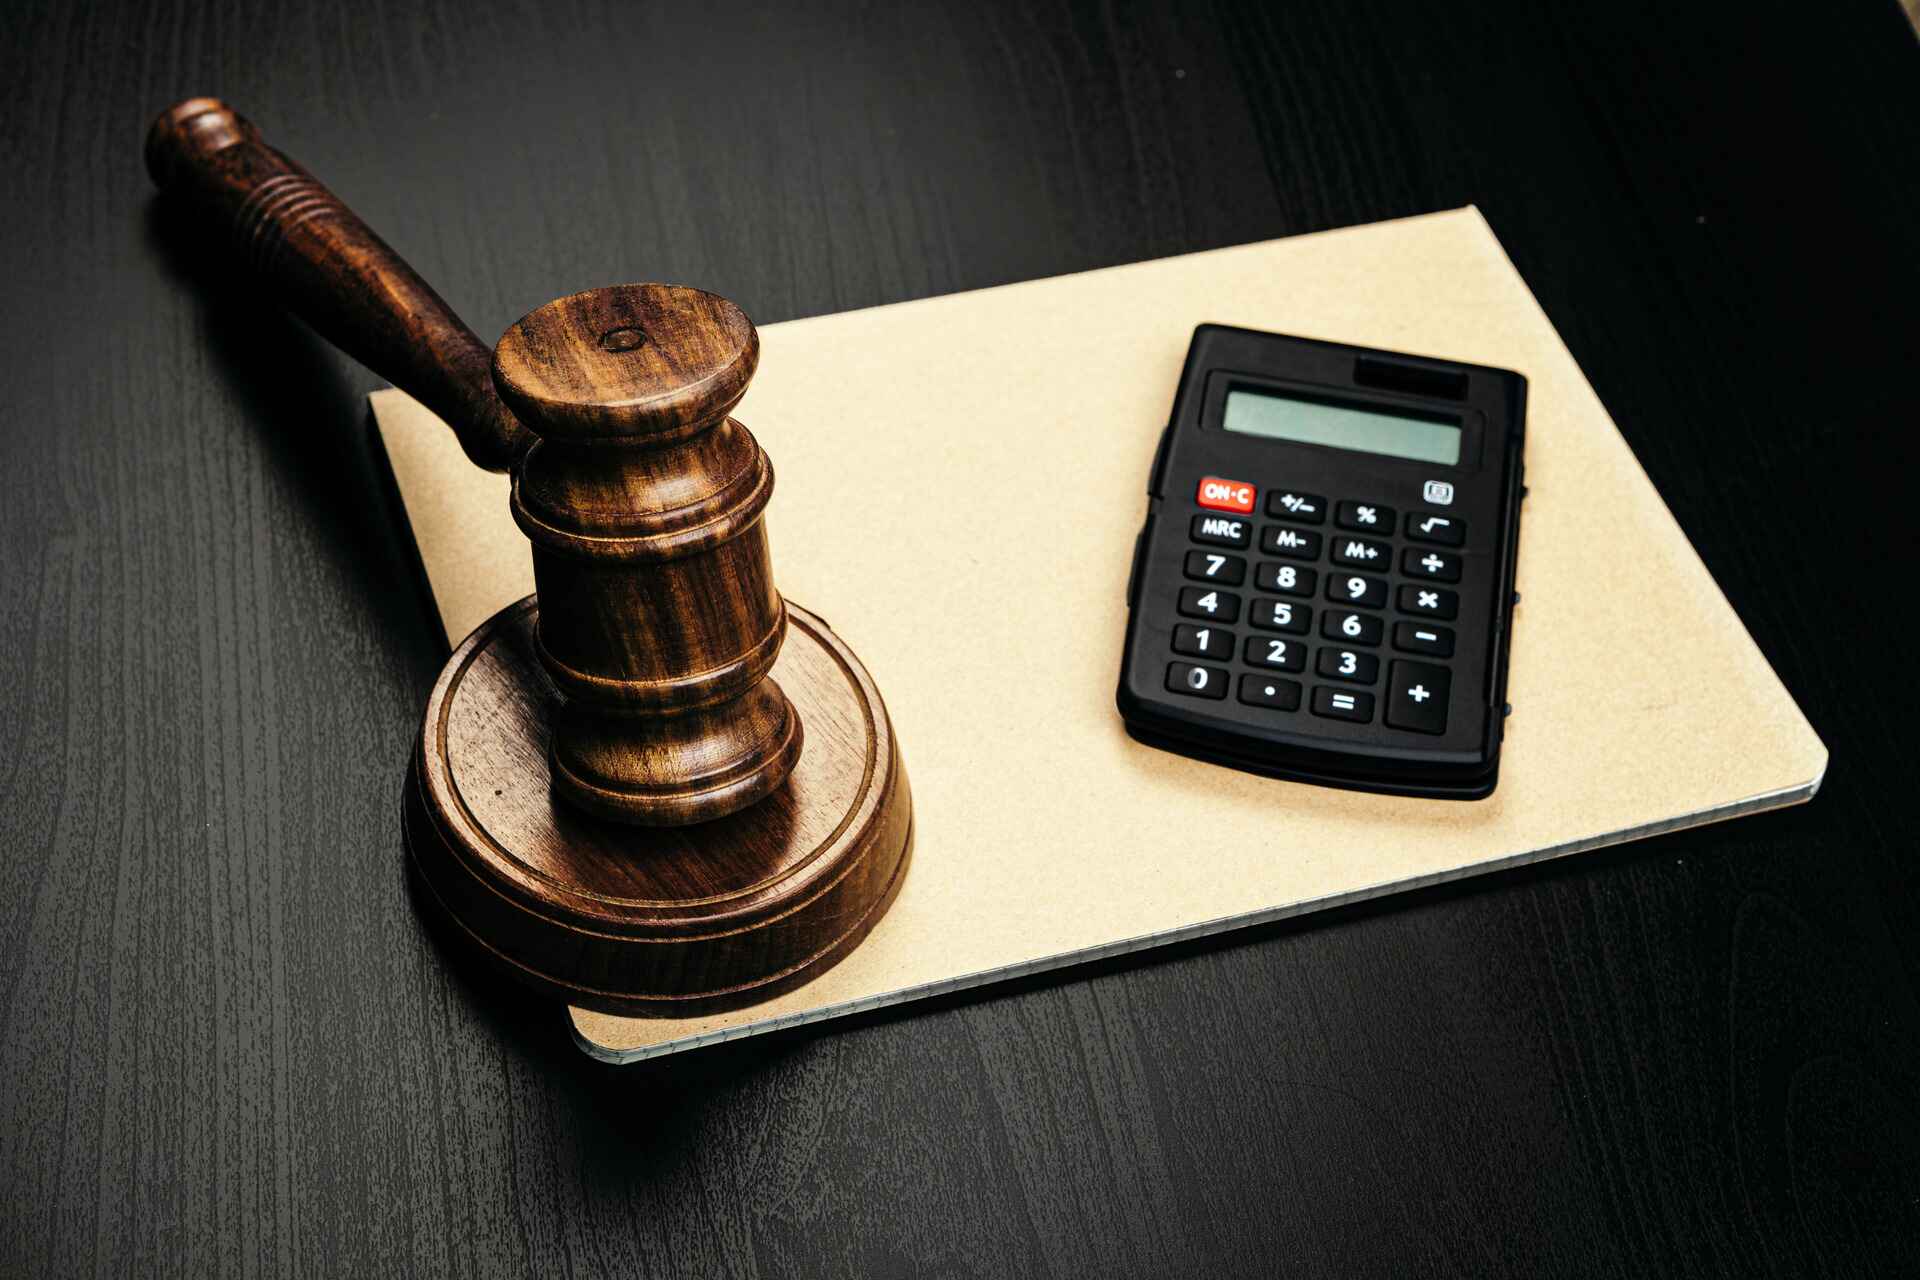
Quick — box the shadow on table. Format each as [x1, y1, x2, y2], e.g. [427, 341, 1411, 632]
[407, 791, 1825, 1182]
[141, 195, 448, 679]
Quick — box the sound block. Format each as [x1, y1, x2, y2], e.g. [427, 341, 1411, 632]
[404, 595, 912, 1015]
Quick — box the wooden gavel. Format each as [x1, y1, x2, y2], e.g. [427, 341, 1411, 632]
[147, 97, 800, 827]
[148, 98, 911, 1013]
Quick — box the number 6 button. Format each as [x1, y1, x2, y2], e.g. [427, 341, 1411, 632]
[1326, 573, 1387, 609]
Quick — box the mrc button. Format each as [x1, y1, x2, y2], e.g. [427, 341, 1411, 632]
[1195, 475, 1256, 514]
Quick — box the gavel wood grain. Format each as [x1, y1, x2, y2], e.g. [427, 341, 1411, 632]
[146, 97, 912, 1014]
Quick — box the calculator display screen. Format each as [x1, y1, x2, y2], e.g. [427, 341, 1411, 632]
[1221, 389, 1462, 465]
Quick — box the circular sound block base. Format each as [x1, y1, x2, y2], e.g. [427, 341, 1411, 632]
[404, 596, 912, 1016]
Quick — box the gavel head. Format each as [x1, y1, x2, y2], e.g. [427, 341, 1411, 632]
[491, 284, 802, 825]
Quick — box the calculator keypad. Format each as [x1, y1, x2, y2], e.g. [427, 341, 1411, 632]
[1167, 487, 1471, 733]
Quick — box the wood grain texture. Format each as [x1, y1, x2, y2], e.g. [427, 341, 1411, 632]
[499, 285, 802, 824]
[143, 99, 532, 472]
[405, 596, 910, 1012]
[1, 0, 1916, 1276]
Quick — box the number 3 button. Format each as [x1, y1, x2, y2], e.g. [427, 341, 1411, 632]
[1316, 648, 1379, 684]
[1325, 573, 1387, 609]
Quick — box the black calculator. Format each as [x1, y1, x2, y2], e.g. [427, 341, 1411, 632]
[1116, 325, 1527, 799]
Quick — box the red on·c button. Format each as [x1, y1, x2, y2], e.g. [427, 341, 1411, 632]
[1196, 475, 1256, 514]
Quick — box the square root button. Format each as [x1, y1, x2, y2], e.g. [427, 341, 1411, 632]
[1386, 661, 1451, 734]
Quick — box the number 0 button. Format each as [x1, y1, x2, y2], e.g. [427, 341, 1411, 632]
[1167, 661, 1228, 700]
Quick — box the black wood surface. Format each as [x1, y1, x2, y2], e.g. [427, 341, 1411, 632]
[3, 1, 1917, 1274]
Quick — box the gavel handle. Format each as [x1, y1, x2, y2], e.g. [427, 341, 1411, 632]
[146, 98, 531, 472]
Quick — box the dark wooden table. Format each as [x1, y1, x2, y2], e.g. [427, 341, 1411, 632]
[4, 1, 1916, 1274]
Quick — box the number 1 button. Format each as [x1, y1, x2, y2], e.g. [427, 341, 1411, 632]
[1386, 661, 1450, 734]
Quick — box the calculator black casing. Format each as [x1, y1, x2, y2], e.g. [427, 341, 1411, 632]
[1116, 325, 1526, 800]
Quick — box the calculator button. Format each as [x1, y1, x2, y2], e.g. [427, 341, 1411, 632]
[1238, 674, 1302, 711]
[1316, 648, 1379, 684]
[1178, 586, 1240, 622]
[1260, 526, 1322, 559]
[1172, 624, 1235, 660]
[1392, 621, 1454, 657]
[1190, 514, 1252, 549]
[1249, 599, 1310, 633]
[1327, 572, 1388, 609]
[1195, 476, 1257, 514]
[1331, 536, 1390, 569]
[1254, 562, 1317, 597]
[1401, 547, 1461, 582]
[1405, 512, 1465, 546]
[1335, 501, 1395, 534]
[1397, 584, 1458, 619]
[1265, 490, 1326, 523]
[1167, 661, 1228, 700]
[1184, 550, 1246, 585]
[1386, 661, 1451, 733]
[1311, 687, 1374, 723]
[1244, 634, 1306, 672]
[1321, 610, 1383, 645]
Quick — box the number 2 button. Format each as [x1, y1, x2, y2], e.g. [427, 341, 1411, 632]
[1245, 636, 1305, 672]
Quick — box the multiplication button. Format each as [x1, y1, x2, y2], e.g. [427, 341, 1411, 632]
[1311, 687, 1374, 723]
[1167, 661, 1228, 700]
[1386, 661, 1451, 733]
[1397, 584, 1458, 619]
